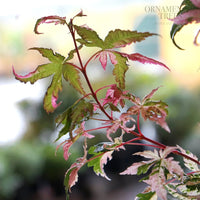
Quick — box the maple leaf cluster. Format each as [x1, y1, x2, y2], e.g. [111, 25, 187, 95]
[13, 11, 200, 200]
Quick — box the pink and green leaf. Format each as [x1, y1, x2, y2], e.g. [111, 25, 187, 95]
[170, 0, 200, 49]
[143, 169, 167, 200]
[170, 9, 200, 25]
[122, 53, 170, 71]
[142, 87, 160, 103]
[103, 29, 157, 49]
[55, 99, 94, 141]
[13, 64, 54, 84]
[64, 153, 87, 193]
[120, 161, 153, 175]
[95, 50, 118, 70]
[44, 71, 63, 112]
[13, 48, 65, 113]
[141, 102, 170, 132]
[88, 146, 114, 180]
[112, 52, 128, 89]
[34, 15, 66, 34]
[63, 140, 73, 161]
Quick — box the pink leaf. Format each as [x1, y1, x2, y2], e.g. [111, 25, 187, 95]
[97, 51, 107, 70]
[142, 87, 160, 103]
[170, 9, 200, 25]
[65, 151, 87, 191]
[34, 15, 66, 34]
[135, 149, 160, 160]
[96, 51, 118, 70]
[159, 146, 177, 159]
[165, 157, 184, 177]
[108, 52, 118, 65]
[105, 113, 135, 141]
[52, 95, 61, 109]
[191, 0, 200, 8]
[63, 140, 73, 160]
[100, 151, 114, 180]
[141, 106, 170, 132]
[74, 122, 95, 139]
[143, 169, 167, 200]
[121, 53, 170, 71]
[101, 84, 127, 107]
[67, 166, 79, 190]
[82, 132, 95, 138]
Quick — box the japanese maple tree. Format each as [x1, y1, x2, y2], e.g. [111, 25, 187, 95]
[13, 9, 200, 200]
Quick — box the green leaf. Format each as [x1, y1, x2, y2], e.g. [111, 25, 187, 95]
[103, 29, 156, 49]
[55, 99, 94, 141]
[112, 52, 128, 89]
[136, 192, 156, 200]
[74, 25, 104, 48]
[87, 150, 103, 176]
[137, 162, 154, 175]
[13, 48, 65, 113]
[170, 24, 184, 50]
[64, 45, 83, 62]
[62, 63, 86, 95]
[30, 47, 65, 62]
[55, 107, 73, 141]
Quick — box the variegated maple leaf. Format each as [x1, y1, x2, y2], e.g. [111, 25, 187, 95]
[105, 113, 136, 141]
[34, 15, 66, 34]
[87, 146, 114, 180]
[13, 48, 86, 113]
[120, 146, 184, 200]
[170, 0, 200, 48]
[56, 122, 94, 161]
[74, 25, 169, 88]
[101, 84, 127, 107]
[127, 87, 170, 132]
[64, 145, 88, 194]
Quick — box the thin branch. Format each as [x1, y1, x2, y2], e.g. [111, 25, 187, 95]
[85, 125, 112, 133]
[137, 112, 144, 136]
[84, 50, 102, 70]
[126, 142, 165, 149]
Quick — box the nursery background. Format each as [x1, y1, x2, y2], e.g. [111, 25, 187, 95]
[0, 0, 200, 199]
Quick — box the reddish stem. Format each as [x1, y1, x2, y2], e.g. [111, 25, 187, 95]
[69, 24, 112, 120]
[82, 70, 112, 120]
[137, 112, 144, 136]
[95, 84, 114, 95]
[173, 150, 200, 166]
[85, 125, 112, 133]
[84, 50, 101, 70]
[127, 142, 165, 149]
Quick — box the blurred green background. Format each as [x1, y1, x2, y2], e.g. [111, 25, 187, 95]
[0, 0, 200, 199]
